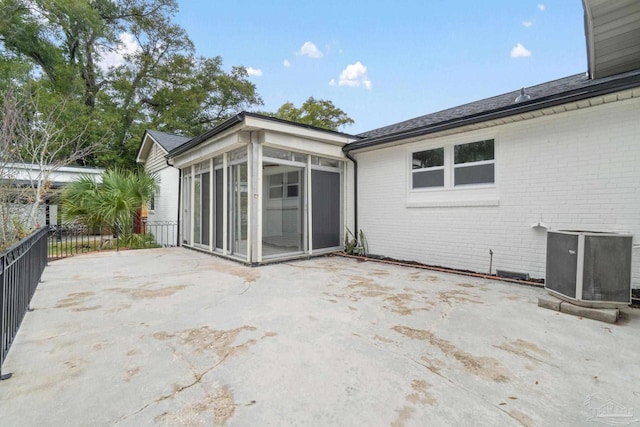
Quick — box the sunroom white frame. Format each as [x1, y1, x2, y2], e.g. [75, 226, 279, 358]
[171, 114, 356, 264]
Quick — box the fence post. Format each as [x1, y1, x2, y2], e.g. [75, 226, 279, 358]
[0, 252, 10, 380]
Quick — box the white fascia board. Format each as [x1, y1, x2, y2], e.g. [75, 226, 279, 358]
[135, 133, 153, 163]
[171, 133, 242, 169]
[6, 163, 104, 184]
[261, 130, 346, 159]
[243, 115, 357, 146]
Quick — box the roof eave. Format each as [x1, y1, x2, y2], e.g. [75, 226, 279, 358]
[135, 130, 151, 163]
[167, 114, 245, 157]
[344, 73, 640, 152]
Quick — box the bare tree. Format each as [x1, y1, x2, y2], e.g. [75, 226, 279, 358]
[0, 88, 106, 248]
[0, 88, 23, 246]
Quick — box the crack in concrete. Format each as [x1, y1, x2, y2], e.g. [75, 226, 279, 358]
[114, 346, 231, 425]
[115, 327, 276, 425]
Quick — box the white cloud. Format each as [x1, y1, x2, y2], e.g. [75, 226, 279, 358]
[537, 3, 545, 11]
[329, 79, 336, 86]
[522, 20, 534, 27]
[510, 43, 532, 58]
[335, 61, 372, 89]
[296, 41, 323, 58]
[283, 59, 291, 68]
[246, 67, 263, 77]
[98, 33, 140, 71]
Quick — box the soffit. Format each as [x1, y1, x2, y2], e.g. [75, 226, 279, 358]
[584, 0, 640, 78]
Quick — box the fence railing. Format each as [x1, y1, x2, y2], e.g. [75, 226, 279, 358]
[1, 226, 48, 380]
[47, 221, 178, 260]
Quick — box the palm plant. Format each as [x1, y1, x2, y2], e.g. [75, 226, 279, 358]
[61, 168, 159, 241]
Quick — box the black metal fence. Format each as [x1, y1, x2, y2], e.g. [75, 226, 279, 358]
[1, 226, 48, 380]
[47, 221, 178, 260]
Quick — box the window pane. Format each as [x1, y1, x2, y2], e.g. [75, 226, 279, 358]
[263, 165, 305, 257]
[454, 140, 494, 164]
[412, 148, 444, 169]
[231, 149, 247, 161]
[269, 187, 283, 199]
[455, 164, 494, 185]
[201, 172, 210, 246]
[215, 169, 224, 249]
[263, 147, 290, 160]
[312, 170, 341, 249]
[320, 158, 340, 168]
[270, 173, 283, 186]
[287, 184, 298, 198]
[413, 170, 444, 188]
[292, 153, 306, 163]
[287, 171, 299, 184]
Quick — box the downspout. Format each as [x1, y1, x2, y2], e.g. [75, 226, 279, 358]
[167, 158, 181, 248]
[343, 150, 358, 239]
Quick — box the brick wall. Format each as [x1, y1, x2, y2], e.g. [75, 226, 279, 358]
[355, 96, 640, 287]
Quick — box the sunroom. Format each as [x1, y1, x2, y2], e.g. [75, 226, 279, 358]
[167, 112, 356, 264]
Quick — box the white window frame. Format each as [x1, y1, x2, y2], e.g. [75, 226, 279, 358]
[406, 135, 499, 208]
[267, 171, 301, 200]
[411, 147, 445, 189]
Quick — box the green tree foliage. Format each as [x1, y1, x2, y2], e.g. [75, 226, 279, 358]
[268, 97, 354, 131]
[0, 0, 263, 168]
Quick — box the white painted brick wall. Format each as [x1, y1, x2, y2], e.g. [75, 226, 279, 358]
[356, 96, 640, 288]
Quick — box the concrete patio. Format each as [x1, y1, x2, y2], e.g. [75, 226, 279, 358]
[0, 248, 638, 426]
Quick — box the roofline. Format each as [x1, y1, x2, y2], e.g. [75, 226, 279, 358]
[137, 129, 194, 162]
[241, 112, 359, 139]
[168, 112, 360, 157]
[344, 72, 640, 152]
[167, 115, 244, 157]
[136, 130, 153, 163]
[6, 162, 105, 174]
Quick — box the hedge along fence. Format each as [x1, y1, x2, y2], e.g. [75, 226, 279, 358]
[0, 226, 47, 380]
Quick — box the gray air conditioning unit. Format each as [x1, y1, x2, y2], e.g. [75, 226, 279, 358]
[545, 230, 632, 308]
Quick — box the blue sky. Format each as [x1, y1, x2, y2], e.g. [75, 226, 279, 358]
[175, 1, 587, 134]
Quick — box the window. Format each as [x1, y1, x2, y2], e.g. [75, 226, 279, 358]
[150, 192, 156, 211]
[263, 147, 306, 163]
[268, 172, 299, 199]
[412, 148, 444, 188]
[454, 140, 494, 186]
[286, 171, 299, 197]
[411, 139, 495, 190]
[268, 173, 284, 199]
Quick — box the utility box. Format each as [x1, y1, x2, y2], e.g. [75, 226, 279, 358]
[545, 230, 632, 308]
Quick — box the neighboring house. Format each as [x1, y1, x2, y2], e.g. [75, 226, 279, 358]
[136, 130, 192, 245]
[165, 114, 356, 263]
[153, 0, 639, 289]
[1, 163, 104, 227]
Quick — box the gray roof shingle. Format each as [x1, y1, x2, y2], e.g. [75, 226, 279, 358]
[351, 69, 640, 149]
[146, 130, 191, 152]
